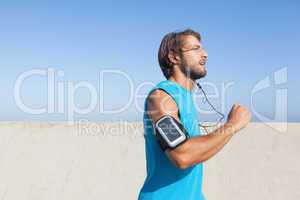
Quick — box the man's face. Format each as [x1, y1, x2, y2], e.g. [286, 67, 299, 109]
[178, 35, 208, 80]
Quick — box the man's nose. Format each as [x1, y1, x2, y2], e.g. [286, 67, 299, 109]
[202, 49, 208, 60]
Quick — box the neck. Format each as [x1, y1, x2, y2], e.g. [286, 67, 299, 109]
[168, 73, 196, 92]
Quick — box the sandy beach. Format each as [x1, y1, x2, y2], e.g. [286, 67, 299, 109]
[0, 122, 299, 199]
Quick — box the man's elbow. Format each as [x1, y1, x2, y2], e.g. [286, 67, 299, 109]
[173, 153, 193, 170]
[170, 151, 205, 170]
[177, 159, 189, 170]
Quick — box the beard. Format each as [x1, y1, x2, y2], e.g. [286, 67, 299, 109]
[179, 58, 207, 80]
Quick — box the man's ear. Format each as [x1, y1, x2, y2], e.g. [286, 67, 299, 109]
[168, 51, 181, 65]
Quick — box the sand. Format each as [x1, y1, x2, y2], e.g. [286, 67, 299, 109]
[0, 122, 299, 200]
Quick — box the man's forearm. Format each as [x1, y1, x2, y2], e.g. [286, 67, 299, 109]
[179, 123, 236, 167]
[195, 124, 234, 163]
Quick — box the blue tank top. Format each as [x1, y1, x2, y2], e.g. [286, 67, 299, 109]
[138, 80, 205, 200]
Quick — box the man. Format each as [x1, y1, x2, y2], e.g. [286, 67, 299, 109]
[138, 29, 251, 200]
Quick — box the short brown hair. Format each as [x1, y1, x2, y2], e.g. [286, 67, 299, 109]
[158, 29, 201, 79]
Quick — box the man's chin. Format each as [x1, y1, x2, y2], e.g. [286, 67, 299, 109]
[190, 71, 206, 80]
[194, 68, 207, 80]
[180, 64, 207, 80]
[202, 68, 207, 77]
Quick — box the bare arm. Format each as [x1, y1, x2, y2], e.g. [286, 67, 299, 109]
[147, 89, 251, 169]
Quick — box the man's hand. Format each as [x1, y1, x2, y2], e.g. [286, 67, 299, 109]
[226, 104, 252, 133]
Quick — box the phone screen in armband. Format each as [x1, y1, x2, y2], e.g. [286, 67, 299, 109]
[155, 115, 188, 149]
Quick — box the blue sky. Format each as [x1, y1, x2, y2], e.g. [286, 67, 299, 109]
[0, 0, 299, 122]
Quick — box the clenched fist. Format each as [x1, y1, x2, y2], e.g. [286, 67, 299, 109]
[226, 104, 252, 133]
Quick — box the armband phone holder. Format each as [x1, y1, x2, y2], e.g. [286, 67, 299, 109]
[154, 115, 189, 151]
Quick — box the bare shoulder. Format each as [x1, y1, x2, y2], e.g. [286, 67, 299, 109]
[147, 89, 187, 167]
[147, 89, 179, 122]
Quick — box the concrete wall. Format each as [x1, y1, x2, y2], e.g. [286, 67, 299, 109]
[0, 122, 299, 200]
